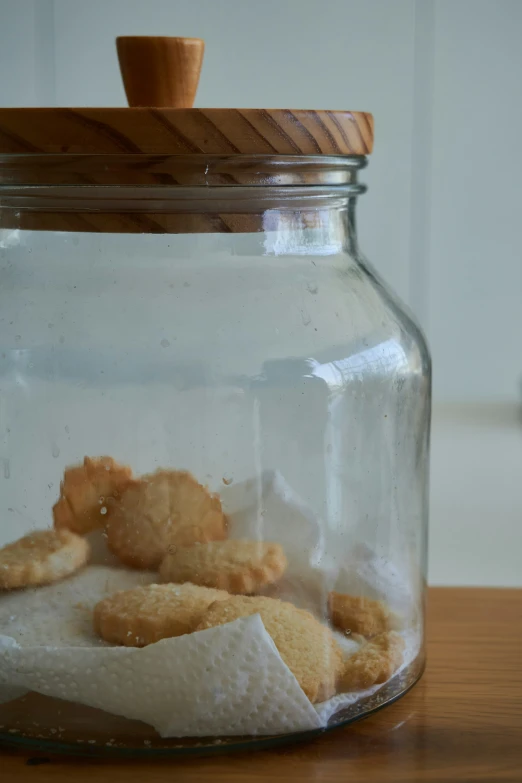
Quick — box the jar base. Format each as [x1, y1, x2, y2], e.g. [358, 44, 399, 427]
[0, 654, 425, 757]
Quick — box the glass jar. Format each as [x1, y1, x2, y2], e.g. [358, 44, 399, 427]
[0, 108, 430, 754]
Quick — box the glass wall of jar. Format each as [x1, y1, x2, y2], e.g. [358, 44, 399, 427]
[0, 152, 430, 753]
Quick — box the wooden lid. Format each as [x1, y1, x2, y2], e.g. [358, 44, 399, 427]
[0, 36, 373, 157]
[0, 107, 373, 156]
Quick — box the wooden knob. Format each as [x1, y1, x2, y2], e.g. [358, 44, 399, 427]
[116, 36, 204, 108]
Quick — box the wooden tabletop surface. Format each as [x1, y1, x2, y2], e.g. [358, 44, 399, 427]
[1, 586, 521, 782]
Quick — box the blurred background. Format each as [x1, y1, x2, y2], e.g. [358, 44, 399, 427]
[0, 0, 521, 586]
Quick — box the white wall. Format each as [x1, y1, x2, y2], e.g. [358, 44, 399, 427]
[0, 0, 521, 404]
[429, 0, 522, 403]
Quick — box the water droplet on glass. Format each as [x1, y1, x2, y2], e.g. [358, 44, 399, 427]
[100, 507, 107, 515]
[160, 338, 170, 348]
[52, 445, 60, 458]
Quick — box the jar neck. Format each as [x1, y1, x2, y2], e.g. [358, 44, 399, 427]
[261, 197, 359, 257]
[0, 153, 368, 187]
[0, 154, 367, 240]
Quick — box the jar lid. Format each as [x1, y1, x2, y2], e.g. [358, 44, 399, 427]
[0, 107, 373, 157]
[0, 37, 373, 157]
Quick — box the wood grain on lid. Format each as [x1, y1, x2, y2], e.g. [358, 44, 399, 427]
[0, 108, 373, 156]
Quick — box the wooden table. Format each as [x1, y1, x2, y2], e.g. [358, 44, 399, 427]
[1, 587, 521, 782]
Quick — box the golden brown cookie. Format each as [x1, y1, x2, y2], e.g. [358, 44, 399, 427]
[196, 595, 343, 703]
[160, 539, 287, 594]
[339, 631, 405, 691]
[105, 470, 227, 570]
[53, 456, 133, 535]
[93, 582, 229, 646]
[328, 592, 391, 637]
[0, 529, 90, 590]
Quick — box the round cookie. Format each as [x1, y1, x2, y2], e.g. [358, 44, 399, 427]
[196, 595, 343, 703]
[105, 470, 227, 569]
[328, 592, 391, 637]
[93, 582, 229, 647]
[160, 539, 287, 594]
[0, 529, 90, 590]
[339, 631, 405, 691]
[53, 456, 133, 535]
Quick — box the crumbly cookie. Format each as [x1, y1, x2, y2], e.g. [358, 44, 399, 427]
[105, 470, 227, 569]
[53, 456, 133, 535]
[93, 582, 229, 647]
[196, 595, 343, 702]
[0, 529, 90, 590]
[339, 631, 405, 691]
[328, 592, 391, 637]
[160, 539, 287, 594]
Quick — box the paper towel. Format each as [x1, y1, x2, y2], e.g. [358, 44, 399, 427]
[1, 615, 321, 737]
[0, 637, 27, 705]
[0, 565, 157, 706]
[0, 472, 422, 735]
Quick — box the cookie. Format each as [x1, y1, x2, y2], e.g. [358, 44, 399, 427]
[196, 595, 343, 702]
[0, 529, 90, 590]
[160, 539, 287, 594]
[105, 470, 227, 569]
[93, 582, 229, 647]
[339, 631, 405, 691]
[53, 456, 133, 535]
[328, 592, 391, 637]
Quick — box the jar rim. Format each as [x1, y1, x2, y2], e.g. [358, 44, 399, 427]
[0, 153, 368, 188]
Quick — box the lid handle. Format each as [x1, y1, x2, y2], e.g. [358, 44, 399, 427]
[116, 36, 205, 108]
